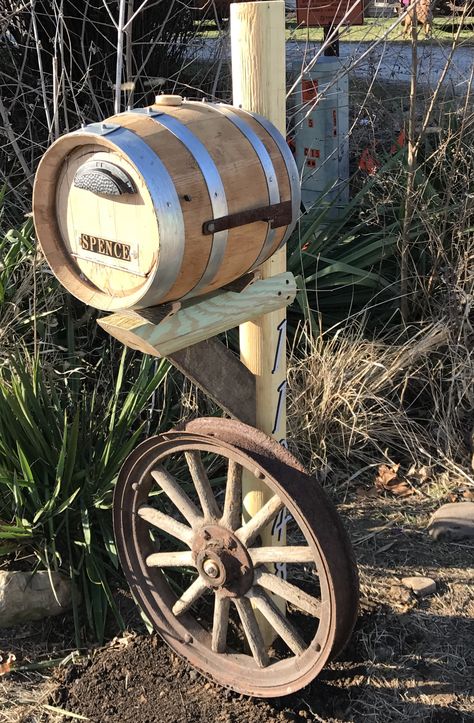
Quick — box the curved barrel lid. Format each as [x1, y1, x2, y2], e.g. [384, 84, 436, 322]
[33, 120, 185, 311]
[56, 144, 158, 299]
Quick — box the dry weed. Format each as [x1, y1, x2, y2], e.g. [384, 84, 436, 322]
[287, 319, 473, 485]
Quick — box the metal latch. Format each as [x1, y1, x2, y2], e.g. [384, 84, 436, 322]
[202, 200, 292, 235]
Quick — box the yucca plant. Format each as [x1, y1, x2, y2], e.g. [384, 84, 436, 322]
[288, 101, 474, 332]
[0, 205, 34, 301]
[0, 199, 36, 336]
[0, 349, 171, 646]
[287, 151, 409, 331]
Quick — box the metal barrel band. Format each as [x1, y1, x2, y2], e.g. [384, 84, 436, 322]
[128, 109, 229, 299]
[75, 123, 185, 306]
[235, 108, 301, 249]
[189, 101, 280, 273]
[211, 103, 280, 270]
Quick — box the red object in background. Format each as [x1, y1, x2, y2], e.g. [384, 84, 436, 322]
[302, 79, 318, 103]
[305, 146, 320, 168]
[358, 148, 379, 175]
[390, 129, 406, 154]
[297, 0, 364, 26]
[359, 129, 406, 176]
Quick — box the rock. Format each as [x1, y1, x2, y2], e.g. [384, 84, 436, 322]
[427, 502, 474, 541]
[401, 576, 436, 597]
[0, 570, 73, 628]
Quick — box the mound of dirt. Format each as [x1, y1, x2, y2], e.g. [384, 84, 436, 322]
[50, 634, 334, 723]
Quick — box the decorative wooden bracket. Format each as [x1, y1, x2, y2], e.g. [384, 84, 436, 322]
[97, 272, 296, 357]
[97, 272, 296, 424]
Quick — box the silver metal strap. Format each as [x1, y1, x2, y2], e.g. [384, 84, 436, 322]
[75, 123, 185, 306]
[206, 103, 280, 270]
[129, 109, 228, 298]
[235, 108, 301, 249]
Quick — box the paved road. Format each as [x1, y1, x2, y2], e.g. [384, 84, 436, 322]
[189, 37, 474, 92]
[289, 40, 474, 90]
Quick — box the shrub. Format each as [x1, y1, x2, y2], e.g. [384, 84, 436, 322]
[0, 349, 170, 645]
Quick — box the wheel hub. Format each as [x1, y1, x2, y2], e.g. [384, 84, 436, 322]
[202, 558, 220, 579]
[193, 524, 254, 597]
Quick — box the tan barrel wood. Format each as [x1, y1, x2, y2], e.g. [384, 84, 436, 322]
[33, 100, 297, 311]
[144, 103, 289, 296]
[108, 112, 214, 300]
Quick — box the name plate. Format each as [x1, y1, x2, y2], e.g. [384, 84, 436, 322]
[73, 233, 143, 275]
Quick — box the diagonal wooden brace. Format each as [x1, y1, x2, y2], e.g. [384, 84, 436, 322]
[169, 339, 256, 426]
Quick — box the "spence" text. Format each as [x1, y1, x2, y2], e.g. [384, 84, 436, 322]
[79, 234, 131, 261]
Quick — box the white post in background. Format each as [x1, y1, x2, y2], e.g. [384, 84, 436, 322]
[231, 0, 288, 643]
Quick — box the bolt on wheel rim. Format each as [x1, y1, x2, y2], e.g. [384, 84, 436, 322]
[113, 418, 359, 697]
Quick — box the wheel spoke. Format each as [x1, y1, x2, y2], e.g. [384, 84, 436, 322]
[254, 569, 321, 617]
[236, 494, 284, 547]
[221, 460, 242, 530]
[172, 576, 208, 616]
[138, 506, 194, 547]
[246, 588, 305, 656]
[211, 596, 230, 653]
[146, 551, 195, 568]
[184, 451, 221, 519]
[233, 597, 269, 668]
[249, 546, 314, 565]
[151, 468, 203, 527]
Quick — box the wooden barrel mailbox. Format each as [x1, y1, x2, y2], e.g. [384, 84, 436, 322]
[33, 96, 300, 311]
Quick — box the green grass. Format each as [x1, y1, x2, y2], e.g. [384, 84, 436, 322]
[199, 16, 474, 43]
[287, 16, 474, 43]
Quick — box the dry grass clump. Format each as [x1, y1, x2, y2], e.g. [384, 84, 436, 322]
[287, 318, 473, 482]
[288, 93, 474, 485]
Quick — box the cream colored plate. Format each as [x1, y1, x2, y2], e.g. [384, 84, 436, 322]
[56, 146, 159, 298]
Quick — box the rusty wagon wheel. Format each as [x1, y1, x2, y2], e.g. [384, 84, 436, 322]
[113, 418, 358, 697]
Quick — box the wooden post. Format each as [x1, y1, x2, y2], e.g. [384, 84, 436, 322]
[231, 0, 287, 642]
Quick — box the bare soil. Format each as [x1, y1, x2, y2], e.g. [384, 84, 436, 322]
[2, 493, 473, 723]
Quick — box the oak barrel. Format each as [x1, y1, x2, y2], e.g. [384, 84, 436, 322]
[33, 97, 300, 311]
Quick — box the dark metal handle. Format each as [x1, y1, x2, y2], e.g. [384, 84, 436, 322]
[202, 200, 293, 236]
[73, 160, 136, 196]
